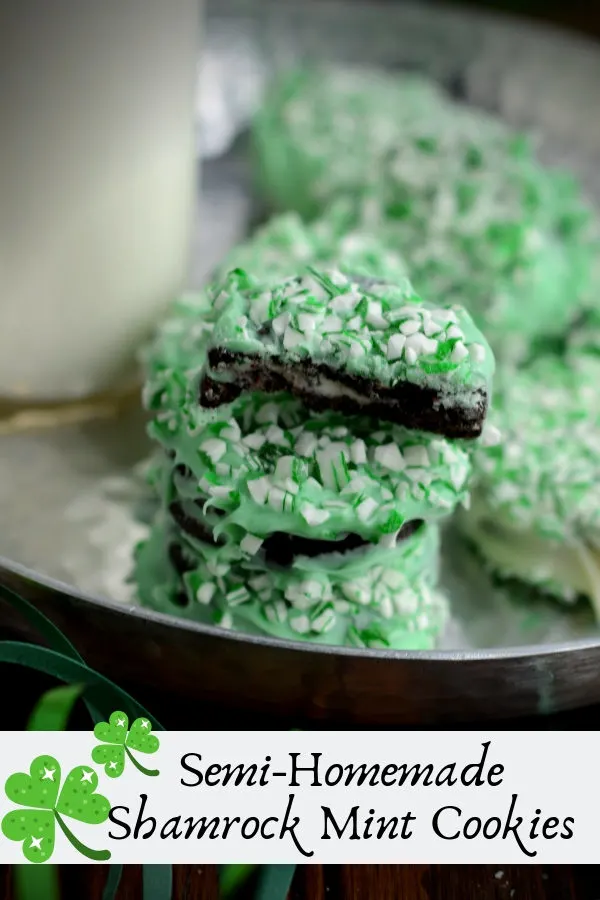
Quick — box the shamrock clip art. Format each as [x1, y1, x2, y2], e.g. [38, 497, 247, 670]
[2, 755, 111, 863]
[92, 710, 160, 778]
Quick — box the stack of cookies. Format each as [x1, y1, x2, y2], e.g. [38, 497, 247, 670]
[135, 258, 495, 649]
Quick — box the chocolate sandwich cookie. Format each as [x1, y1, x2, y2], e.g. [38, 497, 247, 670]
[217, 210, 408, 287]
[149, 388, 473, 548]
[253, 65, 596, 364]
[200, 267, 494, 439]
[134, 514, 447, 650]
[346, 147, 595, 366]
[461, 354, 600, 616]
[252, 65, 446, 219]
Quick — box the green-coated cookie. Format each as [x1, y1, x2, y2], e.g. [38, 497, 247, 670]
[134, 514, 446, 649]
[202, 266, 494, 438]
[149, 385, 473, 546]
[252, 65, 446, 218]
[462, 354, 600, 615]
[216, 210, 408, 286]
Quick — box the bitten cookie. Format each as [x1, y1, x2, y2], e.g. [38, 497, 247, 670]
[200, 267, 494, 438]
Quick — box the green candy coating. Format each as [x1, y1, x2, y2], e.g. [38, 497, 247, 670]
[253, 66, 597, 365]
[134, 514, 447, 650]
[207, 266, 494, 409]
[464, 354, 600, 612]
[150, 386, 472, 546]
[252, 66, 446, 219]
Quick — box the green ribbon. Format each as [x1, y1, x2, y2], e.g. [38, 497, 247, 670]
[0, 585, 165, 900]
[143, 865, 173, 900]
[0, 641, 162, 730]
[254, 864, 297, 900]
[1, 583, 296, 900]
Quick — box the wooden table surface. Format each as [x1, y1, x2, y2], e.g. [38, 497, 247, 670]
[1, 863, 599, 899]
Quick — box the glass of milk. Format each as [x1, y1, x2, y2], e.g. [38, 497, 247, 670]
[0, 0, 200, 403]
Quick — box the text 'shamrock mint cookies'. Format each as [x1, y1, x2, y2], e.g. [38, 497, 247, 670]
[135, 255, 495, 649]
[201, 267, 494, 439]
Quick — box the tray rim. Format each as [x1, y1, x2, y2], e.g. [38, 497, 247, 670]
[2, 553, 599, 663]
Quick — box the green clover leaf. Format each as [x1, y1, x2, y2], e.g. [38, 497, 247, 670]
[2, 756, 111, 863]
[92, 710, 159, 778]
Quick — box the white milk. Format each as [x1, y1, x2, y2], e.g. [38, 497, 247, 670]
[0, 0, 200, 401]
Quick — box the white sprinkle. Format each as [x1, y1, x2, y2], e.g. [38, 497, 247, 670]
[333, 599, 350, 614]
[243, 433, 266, 450]
[450, 341, 468, 363]
[300, 504, 330, 526]
[295, 431, 318, 457]
[330, 292, 360, 314]
[450, 465, 467, 490]
[249, 292, 271, 324]
[220, 421, 241, 441]
[196, 583, 215, 605]
[208, 484, 233, 498]
[248, 476, 271, 504]
[342, 474, 370, 495]
[404, 445, 430, 468]
[380, 596, 394, 619]
[346, 316, 363, 331]
[240, 534, 263, 555]
[265, 424, 287, 446]
[395, 590, 418, 615]
[316, 444, 350, 490]
[271, 312, 290, 335]
[348, 340, 366, 358]
[273, 456, 295, 483]
[268, 487, 286, 511]
[423, 318, 442, 337]
[289, 615, 311, 635]
[226, 586, 250, 606]
[256, 403, 280, 424]
[285, 478, 299, 495]
[382, 569, 405, 589]
[469, 342, 486, 364]
[329, 269, 349, 286]
[311, 610, 336, 634]
[432, 308, 459, 325]
[374, 443, 405, 472]
[400, 318, 422, 336]
[322, 315, 344, 333]
[297, 312, 317, 333]
[249, 575, 269, 592]
[349, 438, 367, 464]
[366, 301, 388, 329]
[200, 438, 227, 463]
[405, 467, 428, 483]
[387, 333, 406, 361]
[405, 347, 418, 365]
[341, 581, 371, 605]
[480, 424, 501, 447]
[406, 333, 438, 357]
[446, 324, 464, 340]
[356, 497, 378, 521]
[283, 326, 306, 350]
[218, 612, 233, 629]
